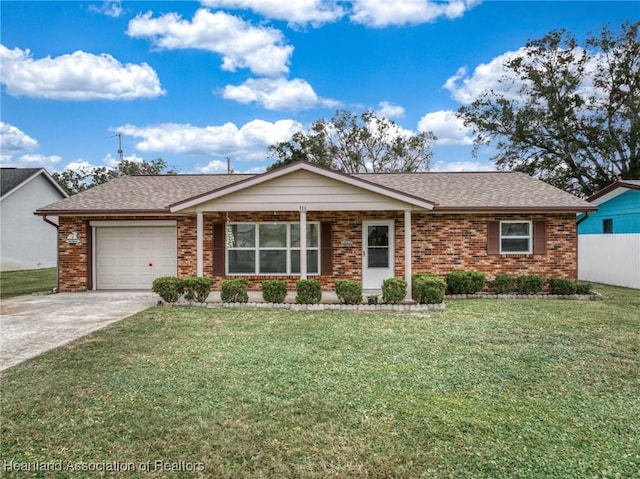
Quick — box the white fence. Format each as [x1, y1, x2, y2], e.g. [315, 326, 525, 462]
[578, 234, 640, 289]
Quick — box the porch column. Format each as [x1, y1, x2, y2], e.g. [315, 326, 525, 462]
[299, 205, 307, 280]
[196, 212, 204, 277]
[404, 210, 412, 301]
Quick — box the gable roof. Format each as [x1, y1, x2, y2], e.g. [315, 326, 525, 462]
[586, 179, 640, 205]
[1, 168, 68, 201]
[35, 161, 595, 215]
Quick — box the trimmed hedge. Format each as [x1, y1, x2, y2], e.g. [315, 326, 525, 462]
[576, 282, 593, 295]
[548, 278, 577, 295]
[182, 276, 214, 303]
[516, 275, 545, 294]
[446, 271, 485, 294]
[296, 279, 322, 304]
[261, 280, 287, 303]
[489, 274, 517, 294]
[335, 280, 363, 305]
[382, 278, 407, 304]
[221, 279, 249, 303]
[151, 276, 183, 303]
[412, 274, 446, 304]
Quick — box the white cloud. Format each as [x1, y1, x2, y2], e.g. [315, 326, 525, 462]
[350, 0, 480, 27]
[117, 119, 303, 161]
[222, 77, 338, 111]
[0, 122, 38, 154]
[127, 9, 293, 77]
[102, 152, 146, 168]
[417, 110, 472, 145]
[200, 0, 344, 27]
[0, 45, 165, 100]
[431, 159, 496, 172]
[89, 1, 124, 18]
[14, 154, 62, 167]
[376, 101, 405, 119]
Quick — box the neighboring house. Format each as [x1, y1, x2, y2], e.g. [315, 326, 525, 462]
[1, 168, 68, 271]
[578, 179, 640, 289]
[35, 162, 595, 296]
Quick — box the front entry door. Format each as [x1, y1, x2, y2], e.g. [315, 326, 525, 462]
[362, 220, 395, 291]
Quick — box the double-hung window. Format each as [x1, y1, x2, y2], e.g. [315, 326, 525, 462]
[227, 222, 319, 275]
[500, 221, 532, 254]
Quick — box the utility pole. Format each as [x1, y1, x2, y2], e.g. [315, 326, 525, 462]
[115, 133, 124, 162]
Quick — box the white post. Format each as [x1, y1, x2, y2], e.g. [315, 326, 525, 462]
[404, 210, 412, 301]
[196, 212, 204, 277]
[300, 205, 307, 280]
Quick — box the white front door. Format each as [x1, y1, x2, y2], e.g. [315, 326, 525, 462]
[362, 220, 394, 291]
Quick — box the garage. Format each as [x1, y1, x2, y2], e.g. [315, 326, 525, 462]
[92, 221, 177, 290]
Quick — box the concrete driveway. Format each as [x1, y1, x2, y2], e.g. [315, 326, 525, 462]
[0, 292, 156, 371]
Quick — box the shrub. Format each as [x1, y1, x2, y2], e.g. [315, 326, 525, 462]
[548, 278, 578, 295]
[335, 280, 363, 305]
[381, 278, 407, 304]
[182, 276, 214, 303]
[516, 274, 545, 294]
[295, 279, 322, 304]
[151, 276, 183, 303]
[221, 279, 249, 303]
[261, 280, 287, 303]
[412, 274, 446, 304]
[489, 274, 517, 294]
[446, 271, 485, 294]
[576, 282, 593, 295]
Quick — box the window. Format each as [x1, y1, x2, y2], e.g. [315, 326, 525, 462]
[500, 221, 532, 254]
[227, 222, 319, 275]
[602, 218, 613, 234]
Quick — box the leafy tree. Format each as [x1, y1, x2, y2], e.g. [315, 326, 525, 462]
[53, 158, 175, 195]
[457, 22, 639, 197]
[268, 110, 435, 173]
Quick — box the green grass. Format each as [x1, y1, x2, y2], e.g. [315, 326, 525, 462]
[0, 268, 57, 298]
[1, 284, 639, 478]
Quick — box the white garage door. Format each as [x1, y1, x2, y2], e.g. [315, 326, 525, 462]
[95, 226, 177, 290]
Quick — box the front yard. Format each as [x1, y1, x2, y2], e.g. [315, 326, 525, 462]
[1, 285, 638, 478]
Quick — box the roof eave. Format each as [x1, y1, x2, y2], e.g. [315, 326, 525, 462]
[34, 208, 174, 216]
[432, 205, 598, 213]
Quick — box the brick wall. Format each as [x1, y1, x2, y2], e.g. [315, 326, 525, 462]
[57, 211, 578, 292]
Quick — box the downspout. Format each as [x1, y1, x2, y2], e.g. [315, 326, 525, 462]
[576, 212, 590, 226]
[41, 215, 60, 293]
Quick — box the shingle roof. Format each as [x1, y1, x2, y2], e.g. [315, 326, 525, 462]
[35, 165, 594, 215]
[1, 168, 43, 197]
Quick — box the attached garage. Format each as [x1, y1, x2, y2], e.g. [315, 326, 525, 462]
[92, 221, 177, 290]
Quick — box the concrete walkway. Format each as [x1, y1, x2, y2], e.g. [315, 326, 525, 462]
[0, 292, 156, 371]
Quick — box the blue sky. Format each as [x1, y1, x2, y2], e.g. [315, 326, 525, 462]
[1, 1, 637, 174]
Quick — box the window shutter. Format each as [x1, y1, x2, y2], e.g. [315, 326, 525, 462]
[487, 221, 500, 255]
[533, 220, 547, 255]
[213, 223, 225, 275]
[320, 222, 333, 275]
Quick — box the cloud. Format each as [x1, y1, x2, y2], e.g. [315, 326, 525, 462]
[116, 119, 303, 162]
[127, 9, 293, 77]
[222, 77, 338, 111]
[431, 159, 496, 172]
[0, 45, 165, 100]
[200, 0, 344, 27]
[376, 101, 405, 119]
[417, 110, 472, 145]
[350, 0, 480, 27]
[0, 122, 38, 154]
[89, 1, 124, 18]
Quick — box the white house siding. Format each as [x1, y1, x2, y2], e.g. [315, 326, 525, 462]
[1, 175, 61, 271]
[578, 234, 640, 289]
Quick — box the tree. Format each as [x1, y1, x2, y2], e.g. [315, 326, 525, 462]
[457, 22, 639, 197]
[268, 110, 436, 173]
[53, 158, 175, 195]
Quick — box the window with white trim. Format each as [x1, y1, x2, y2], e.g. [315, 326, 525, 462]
[500, 221, 532, 254]
[227, 222, 320, 275]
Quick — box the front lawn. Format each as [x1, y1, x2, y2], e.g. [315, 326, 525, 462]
[0, 268, 57, 299]
[1, 285, 638, 478]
